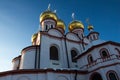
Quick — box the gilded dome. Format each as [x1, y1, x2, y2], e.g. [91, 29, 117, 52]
[68, 20, 84, 31]
[57, 19, 65, 30]
[88, 25, 94, 30]
[40, 11, 58, 23]
[31, 33, 38, 42]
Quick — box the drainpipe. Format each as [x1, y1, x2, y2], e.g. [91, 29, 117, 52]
[74, 70, 78, 80]
[35, 46, 37, 69]
[64, 36, 70, 68]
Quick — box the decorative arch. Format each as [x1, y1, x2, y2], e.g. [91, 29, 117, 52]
[87, 54, 93, 64]
[56, 76, 68, 80]
[66, 32, 80, 41]
[17, 76, 30, 80]
[71, 48, 78, 62]
[100, 48, 109, 58]
[50, 45, 59, 60]
[48, 28, 64, 37]
[106, 70, 119, 80]
[90, 72, 103, 80]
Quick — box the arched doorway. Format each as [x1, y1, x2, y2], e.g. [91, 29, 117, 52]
[90, 72, 103, 80]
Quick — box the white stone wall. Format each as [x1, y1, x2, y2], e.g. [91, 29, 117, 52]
[0, 71, 88, 80]
[41, 19, 56, 31]
[66, 41, 81, 68]
[20, 48, 36, 69]
[12, 59, 20, 70]
[77, 43, 120, 70]
[77, 74, 89, 80]
[88, 65, 120, 80]
[40, 30, 68, 69]
[0, 75, 12, 80]
[77, 48, 99, 69]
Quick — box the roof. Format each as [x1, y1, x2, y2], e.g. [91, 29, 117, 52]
[75, 41, 120, 60]
[0, 68, 88, 77]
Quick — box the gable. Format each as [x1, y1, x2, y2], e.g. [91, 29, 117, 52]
[66, 32, 80, 41]
[48, 28, 63, 37]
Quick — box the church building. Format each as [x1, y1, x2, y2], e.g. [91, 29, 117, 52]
[0, 5, 120, 80]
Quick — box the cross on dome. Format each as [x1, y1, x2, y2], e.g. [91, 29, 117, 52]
[47, 4, 51, 11]
[72, 13, 75, 20]
[54, 10, 57, 13]
[86, 18, 90, 25]
[86, 18, 94, 31]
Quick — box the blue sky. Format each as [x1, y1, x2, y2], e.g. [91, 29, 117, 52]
[0, 0, 120, 71]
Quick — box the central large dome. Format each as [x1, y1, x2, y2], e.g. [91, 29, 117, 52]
[40, 11, 58, 23]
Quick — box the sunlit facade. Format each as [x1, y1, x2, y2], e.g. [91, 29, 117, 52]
[0, 6, 120, 80]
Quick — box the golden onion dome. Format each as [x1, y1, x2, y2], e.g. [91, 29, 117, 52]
[40, 10, 58, 23]
[57, 19, 66, 30]
[68, 20, 84, 31]
[88, 25, 94, 30]
[31, 33, 38, 42]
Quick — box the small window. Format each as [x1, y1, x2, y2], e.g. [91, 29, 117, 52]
[45, 25, 48, 30]
[87, 54, 93, 64]
[89, 36, 92, 41]
[82, 34, 84, 38]
[100, 48, 109, 58]
[102, 51, 108, 57]
[51, 25, 53, 28]
[107, 71, 119, 80]
[93, 34, 96, 40]
[50, 46, 59, 60]
[71, 50, 77, 62]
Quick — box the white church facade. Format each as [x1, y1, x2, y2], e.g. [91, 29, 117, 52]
[0, 6, 120, 80]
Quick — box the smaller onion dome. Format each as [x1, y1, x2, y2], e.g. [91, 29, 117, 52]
[57, 19, 66, 30]
[88, 25, 94, 30]
[68, 20, 84, 31]
[40, 11, 58, 23]
[31, 33, 38, 42]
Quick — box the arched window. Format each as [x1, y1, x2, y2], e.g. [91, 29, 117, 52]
[45, 25, 48, 30]
[100, 48, 109, 58]
[71, 50, 77, 62]
[51, 25, 53, 28]
[89, 36, 92, 41]
[50, 46, 59, 60]
[115, 48, 120, 55]
[90, 72, 103, 80]
[88, 54, 93, 64]
[107, 71, 119, 80]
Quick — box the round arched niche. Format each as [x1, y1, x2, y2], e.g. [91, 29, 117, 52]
[90, 72, 103, 80]
[56, 76, 68, 80]
[17, 76, 30, 80]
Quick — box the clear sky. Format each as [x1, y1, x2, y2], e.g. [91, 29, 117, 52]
[0, 0, 120, 72]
